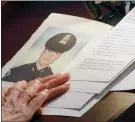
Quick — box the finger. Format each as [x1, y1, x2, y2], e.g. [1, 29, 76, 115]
[2, 88, 8, 97]
[40, 73, 70, 90]
[47, 84, 70, 101]
[25, 79, 41, 96]
[2, 96, 6, 105]
[28, 89, 49, 113]
[19, 79, 41, 104]
[40, 74, 61, 84]
[14, 80, 27, 90]
[27, 75, 61, 94]
[6, 81, 27, 100]
[2, 88, 8, 104]
[28, 77, 42, 86]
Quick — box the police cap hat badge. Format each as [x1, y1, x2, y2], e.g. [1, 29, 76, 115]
[45, 33, 76, 53]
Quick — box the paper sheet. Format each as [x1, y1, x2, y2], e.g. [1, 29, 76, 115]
[42, 8, 135, 116]
[44, 10, 135, 94]
[46, 92, 94, 109]
[42, 61, 135, 117]
[111, 68, 135, 91]
[111, 7, 135, 91]
[69, 81, 108, 93]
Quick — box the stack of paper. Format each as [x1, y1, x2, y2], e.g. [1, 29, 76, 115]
[42, 8, 135, 117]
[2, 8, 135, 117]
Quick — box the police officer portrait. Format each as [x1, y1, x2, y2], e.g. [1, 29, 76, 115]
[2, 27, 91, 83]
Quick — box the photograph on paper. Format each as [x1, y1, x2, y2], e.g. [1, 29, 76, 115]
[2, 27, 91, 83]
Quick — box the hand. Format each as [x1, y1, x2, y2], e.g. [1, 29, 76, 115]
[2, 73, 70, 122]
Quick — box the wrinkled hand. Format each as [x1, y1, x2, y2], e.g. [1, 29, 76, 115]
[2, 74, 70, 122]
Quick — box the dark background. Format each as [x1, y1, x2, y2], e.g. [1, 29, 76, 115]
[2, 1, 91, 67]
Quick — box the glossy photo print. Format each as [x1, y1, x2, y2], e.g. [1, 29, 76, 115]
[2, 27, 91, 83]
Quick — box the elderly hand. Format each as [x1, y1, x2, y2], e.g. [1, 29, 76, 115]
[2, 73, 70, 122]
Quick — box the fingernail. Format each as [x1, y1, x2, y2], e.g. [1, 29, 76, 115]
[34, 80, 41, 86]
[37, 77, 42, 80]
[64, 73, 70, 76]
[17, 80, 27, 85]
[40, 89, 48, 96]
[63, 84, 70, 88]
[55, 74, 62, 76]
[54, 74, 62, 77]
[22, 80, 27, 83]
[18, 80, 25, 83]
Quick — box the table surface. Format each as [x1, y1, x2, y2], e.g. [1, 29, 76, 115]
[2, 2, 135, 122]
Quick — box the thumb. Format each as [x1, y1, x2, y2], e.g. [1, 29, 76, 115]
[28, 89, 49, 113]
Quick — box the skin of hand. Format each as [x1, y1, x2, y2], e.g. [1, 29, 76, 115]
[2, 73, 70, 122]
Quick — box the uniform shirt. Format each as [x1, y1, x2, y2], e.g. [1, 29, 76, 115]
[2, 62, 53, 83]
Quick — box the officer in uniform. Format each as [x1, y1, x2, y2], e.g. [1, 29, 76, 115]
[2, 33, 76, 83]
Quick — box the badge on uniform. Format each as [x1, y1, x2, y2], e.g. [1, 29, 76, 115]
[59, 34, 71, 44]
